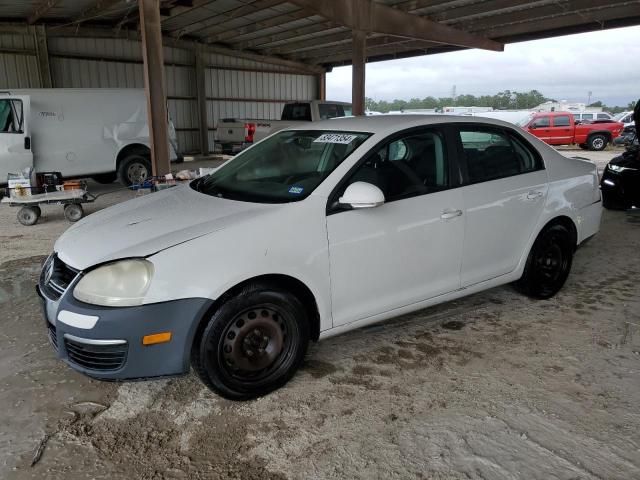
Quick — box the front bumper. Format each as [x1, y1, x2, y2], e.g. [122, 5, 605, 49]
[37, 282, 213, 380]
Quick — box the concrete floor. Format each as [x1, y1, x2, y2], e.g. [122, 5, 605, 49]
[1, 149, 639, 479]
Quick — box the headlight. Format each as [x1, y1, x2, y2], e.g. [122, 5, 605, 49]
[73, 259, 154, 307]
[608, 164, 637, 172]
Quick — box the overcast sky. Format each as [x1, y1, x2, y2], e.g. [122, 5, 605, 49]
[326, 25, 640, 108]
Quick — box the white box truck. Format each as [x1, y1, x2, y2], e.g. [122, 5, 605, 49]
[0, 88, 180, 186]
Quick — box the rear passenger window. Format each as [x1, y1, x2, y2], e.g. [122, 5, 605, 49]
[597, 113, 609, 120]
[459, 127, 543, 184]
[554, 116, 570, 127]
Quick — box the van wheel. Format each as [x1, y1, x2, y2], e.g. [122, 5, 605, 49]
[516, 224, 573, 299]
[588, 134, 608, 151]
[92, 173, 117, 184]
[191, 283, 310, 400]
[117, 154, 152, 186]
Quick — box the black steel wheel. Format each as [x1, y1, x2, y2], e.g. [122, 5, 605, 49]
[516, 224, 574, 299]
[117, 154, 152, 186]
[64, 203, 84, 222]
[17, 206, 39, 226]
[192, 283, 309, 400]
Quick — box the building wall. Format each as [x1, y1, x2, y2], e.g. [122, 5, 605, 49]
[0, 33, 319, 154]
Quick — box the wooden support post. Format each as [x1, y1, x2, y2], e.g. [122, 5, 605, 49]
[195, 49, 209, 155]
[33, 25, 52, 88]
[352, 30, 366, 116]
[316, 72, 326, 101]
[138, 0, 170, 177]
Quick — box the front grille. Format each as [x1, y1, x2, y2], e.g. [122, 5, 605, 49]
[47, 323, 58, 352]
[40, 254, 79, 300]
[64, 336, 128, 372]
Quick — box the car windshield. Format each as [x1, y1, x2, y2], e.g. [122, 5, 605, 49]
[515, 113, 535, 127]
[192, 130, 371, 203]
[613, 112, 629, 122]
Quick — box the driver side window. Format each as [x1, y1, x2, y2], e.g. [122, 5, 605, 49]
[0, 99, 23, 133]
[345, 129, 449, 203]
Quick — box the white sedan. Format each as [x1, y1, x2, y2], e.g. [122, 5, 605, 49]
[39, 115, 602, 399]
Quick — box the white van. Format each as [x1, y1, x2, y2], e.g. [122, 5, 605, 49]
[0, 89, 180, 186]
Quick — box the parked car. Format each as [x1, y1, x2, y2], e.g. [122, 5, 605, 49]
[217, 100, 352, 153]
[517, 111, 624, 150]
[39, 115, 602, 399]
[0, 89, 180, 186]
[601, 103, 639, 209]
[613, 110, 635, 127]
[570, 111, 613, 122]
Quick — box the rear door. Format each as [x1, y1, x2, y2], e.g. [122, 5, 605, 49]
[456, 125, 548, 286]
[549, 114, 573, 144]
[0, 95, 33, 183]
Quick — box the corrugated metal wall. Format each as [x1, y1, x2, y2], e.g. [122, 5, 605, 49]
[0, 33, 318, 154]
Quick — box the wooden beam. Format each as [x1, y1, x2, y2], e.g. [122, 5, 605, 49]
[27, 0, 63, 24]
[32, 25, 52, 88]
[195, 48, 210, 155]
[138, 0, 171, 176]
[288, 0, 503, 51]
[352, 30, 365, 116]
[73, 0, 124, 25]
[316, 72, 326, 101]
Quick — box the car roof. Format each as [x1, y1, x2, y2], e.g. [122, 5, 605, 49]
[287, 114, 520, 135]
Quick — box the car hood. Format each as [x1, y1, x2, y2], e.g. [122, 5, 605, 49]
[55, 184, 273, 270]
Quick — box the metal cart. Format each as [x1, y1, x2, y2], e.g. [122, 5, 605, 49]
[1, 185, 97, 226]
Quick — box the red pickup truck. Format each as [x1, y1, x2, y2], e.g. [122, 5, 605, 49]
[518, 111, 624, 150]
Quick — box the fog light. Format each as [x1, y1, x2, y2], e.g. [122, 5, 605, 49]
[142, 332, 172, 345]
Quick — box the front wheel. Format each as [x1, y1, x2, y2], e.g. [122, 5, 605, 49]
[192, 284, 310, 400]
[64, 203, 84, 222]
[17, 206, 39, 226]
[516, 224, 574, 299]
[588, 134, 608, 151]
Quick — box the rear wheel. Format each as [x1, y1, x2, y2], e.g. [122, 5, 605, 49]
[117, 154, 152, 186]
[516, 224, 574, 299]
[17, 206, 39, 226]
[588, 134, 608, 151]
[192, 284, 309, 400]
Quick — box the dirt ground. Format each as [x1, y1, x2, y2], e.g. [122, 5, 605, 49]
[1, 150, 639, 479]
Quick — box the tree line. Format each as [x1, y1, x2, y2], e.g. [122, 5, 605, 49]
[364, 90, 635, 114]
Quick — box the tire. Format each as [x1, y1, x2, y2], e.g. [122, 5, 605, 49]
[117, 154, 152, 186]
[92, 173, 117, 184]
[192, 283, 310, 400]
[32, 205, 41, 218]
[17, 206, 39, 226]
[588, 134, 608, 151]
[64, 203, 84, 222]
[516, 224, 574, 299]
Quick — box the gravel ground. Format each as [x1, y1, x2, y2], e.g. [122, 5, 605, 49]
[1, 148, 638, 479]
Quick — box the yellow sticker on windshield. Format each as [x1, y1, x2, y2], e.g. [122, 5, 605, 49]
[313, 133, 358, 144]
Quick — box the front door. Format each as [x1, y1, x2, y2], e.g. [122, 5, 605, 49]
[527, 115, 552, 143]
[326, 127, 465, 327]
[0, 95, 32, 183]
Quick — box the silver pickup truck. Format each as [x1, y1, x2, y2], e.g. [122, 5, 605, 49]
[217, 100, 352, 153]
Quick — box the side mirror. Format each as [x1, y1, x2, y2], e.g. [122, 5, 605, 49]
[338, 181, 385, 209]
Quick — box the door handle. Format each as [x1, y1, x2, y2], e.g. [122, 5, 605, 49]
[526, 191, 543, 200]
[441, 209, 463, 220]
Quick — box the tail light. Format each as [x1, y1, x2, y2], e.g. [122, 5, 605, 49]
[244, 123, 256, 143]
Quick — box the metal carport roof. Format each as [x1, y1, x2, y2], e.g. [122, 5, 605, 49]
[2, 0, 640, 70]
